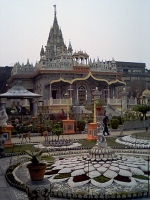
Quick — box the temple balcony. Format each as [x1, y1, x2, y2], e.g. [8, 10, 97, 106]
[44, 98, 72, 106]
[107, 98, 121, 105]
[107, 98, 137, 106]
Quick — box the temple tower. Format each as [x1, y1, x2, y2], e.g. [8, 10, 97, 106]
[44, 5, 67, 61]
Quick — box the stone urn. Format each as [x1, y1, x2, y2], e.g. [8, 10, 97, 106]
[26, 178, 51, 200]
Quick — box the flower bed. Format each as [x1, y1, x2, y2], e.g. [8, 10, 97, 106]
[73, 174, 90, 182]
[93, 175, 110, 183]
[45, 169, 59, 175]
[114, 174, 131, 182]
[5, 164, 25, 191]
[54, 173, 71, 179]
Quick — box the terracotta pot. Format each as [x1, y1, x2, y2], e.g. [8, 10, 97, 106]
[27, 163, 47, 181]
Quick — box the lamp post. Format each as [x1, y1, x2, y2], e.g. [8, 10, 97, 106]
[92, 87, 102, 123]
[64, 92, 69, 120]
[87, 87, 101, 141]
[62, 91, 75, 135]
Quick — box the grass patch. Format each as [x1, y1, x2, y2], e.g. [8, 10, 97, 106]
[132, 132, 150, 138]
[93, 175, 110, 183]
[133, 175, 149, 180]
[54, 173, 71, 179]
[42, 156, 55, 162]
[78, 140, 96, 148]
[5, 136, 125, 154]
[106, 137, 126, 147]
[4, 144, 38, 153]
[79, 137, 125, 148]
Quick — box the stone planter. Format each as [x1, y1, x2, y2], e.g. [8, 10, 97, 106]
[26, 178, 51, 200]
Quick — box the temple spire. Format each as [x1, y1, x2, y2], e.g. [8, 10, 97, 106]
[53, 5, 56, 17]
[53, 4, 58, 26]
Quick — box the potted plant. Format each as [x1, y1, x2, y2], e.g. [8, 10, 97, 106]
[18, 149, 48, 181]
[95, 98, 103, 111]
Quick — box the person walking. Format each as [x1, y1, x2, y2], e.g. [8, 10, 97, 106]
[103, 116, 110, 136]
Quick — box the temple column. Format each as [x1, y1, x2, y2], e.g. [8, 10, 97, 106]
[77, 88, 79, 102]
[69, 84, 72, 105]
[108, 85, 110, 98]
[112, 87, 115, 98]
[29, 99, 34, 116]
[87, 87, 91, 104]
[33, 99, 38, 116]
[0, 98, 7, 109]
[121, 88, 129, 112]
[22, 99, 28, 107]
[107, 85, 110, 104]
[49, 84, 52, 105]
[59, 86, 61, 99]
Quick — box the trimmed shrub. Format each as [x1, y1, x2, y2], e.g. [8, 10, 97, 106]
[110, 119, 119, 129]
[11, 128, 18, 135]
[76, 120, 85, 131]
[112, 116, 122, 125]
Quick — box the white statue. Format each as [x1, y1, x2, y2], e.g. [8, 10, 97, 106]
[0, 106, 8, 127]
[96, 122, 107, 147]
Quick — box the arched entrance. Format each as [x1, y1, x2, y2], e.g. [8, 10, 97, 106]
[51, 85, 58, 99]
[78, 86, 86, 105]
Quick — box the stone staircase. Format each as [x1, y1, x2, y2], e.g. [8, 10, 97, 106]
[105, 104, 121, 118]
[72, 106, 92, 114]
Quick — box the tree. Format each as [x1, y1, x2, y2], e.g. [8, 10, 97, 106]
[85, 98, 103, 112]
[132, 105, 150, 120]
[128, 79, 146, 98]
[51, 123, 63, 141]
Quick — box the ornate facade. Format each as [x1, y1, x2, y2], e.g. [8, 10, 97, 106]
[8, 6, 125, 114]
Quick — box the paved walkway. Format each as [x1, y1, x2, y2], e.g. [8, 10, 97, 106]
[0, 157, 19, 200]
[11, 129, 144, 144]
[0, 129, 148, 200]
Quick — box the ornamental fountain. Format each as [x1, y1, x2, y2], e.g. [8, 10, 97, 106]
[44, 122, 150, 199]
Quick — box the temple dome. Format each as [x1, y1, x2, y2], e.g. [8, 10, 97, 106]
[142, 89, 150, 97]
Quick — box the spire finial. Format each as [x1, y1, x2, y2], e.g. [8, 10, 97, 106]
[53, 5, 56, 16]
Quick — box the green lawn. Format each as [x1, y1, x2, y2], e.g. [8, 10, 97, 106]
[78, 137, 125, 148]
[106, 137, 126, 147]
[132, 131, 150, 138]
[4, 136, 125, 154]
[78, 139, 96, 148]
[42, 155, 55, 162]
[4, 144, 38, 153]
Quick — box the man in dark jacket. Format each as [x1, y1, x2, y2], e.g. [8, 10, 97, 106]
[103, 116, 110, 136]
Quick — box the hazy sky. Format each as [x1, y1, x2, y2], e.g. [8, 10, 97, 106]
[0, 0, 150, 68]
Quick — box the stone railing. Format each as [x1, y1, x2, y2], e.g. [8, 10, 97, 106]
[107, 98, 121, 105]
[44, 98, 72, 105]
[107, 98, 137, 106]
